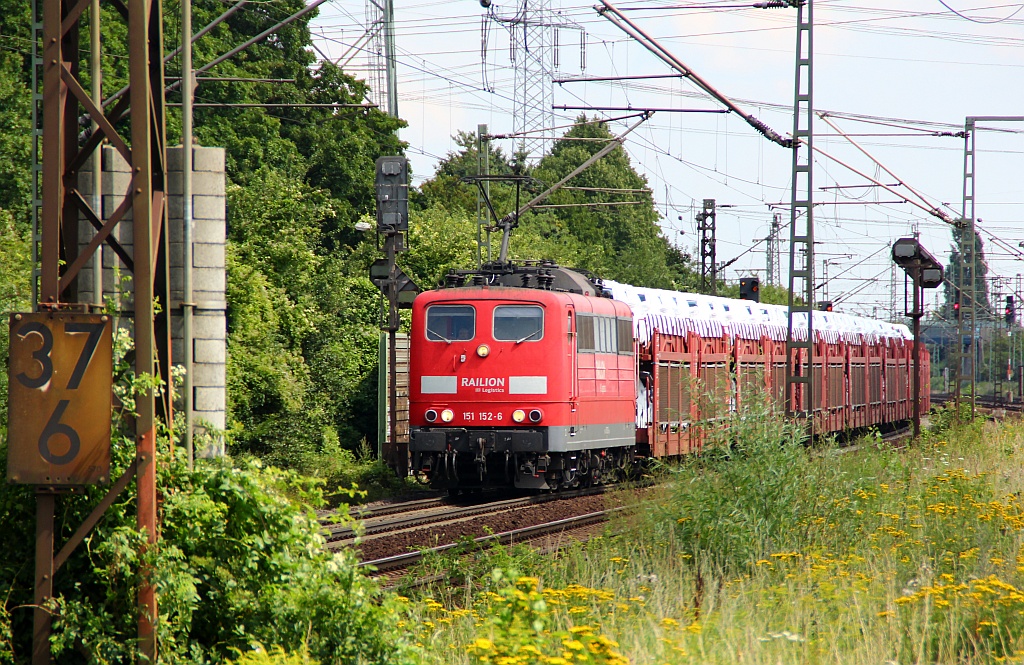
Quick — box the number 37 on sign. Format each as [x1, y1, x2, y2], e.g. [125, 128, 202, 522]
[7, 312, 112, 486]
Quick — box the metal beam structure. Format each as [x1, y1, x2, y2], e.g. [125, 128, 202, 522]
[476, 124, 492, 267]
[766, 211, 781, 287]
[955, 120, 977, 417]
[34, 0, 168, 658]
[954, 116, 1024, 418]
[697, 199, 717, 295]
[785, 0, 814, 432]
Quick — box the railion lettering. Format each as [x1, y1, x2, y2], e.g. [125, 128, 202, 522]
[461, 377, 506, 388]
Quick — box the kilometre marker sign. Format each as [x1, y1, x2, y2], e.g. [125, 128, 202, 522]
[7, 312, 113, 485]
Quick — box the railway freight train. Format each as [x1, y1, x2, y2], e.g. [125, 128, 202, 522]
[408, 262, 929, 492]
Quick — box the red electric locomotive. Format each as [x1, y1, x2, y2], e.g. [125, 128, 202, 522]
[409, 263, 636, 491]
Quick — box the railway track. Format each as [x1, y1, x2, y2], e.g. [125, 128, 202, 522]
[324, 485, 626, 550]
[361, 506, 626, 583]
[931, 392, 1024, 415]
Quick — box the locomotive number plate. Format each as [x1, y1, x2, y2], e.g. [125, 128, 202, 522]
[462, 411, 504, 422]
[6, 312, 112, 485]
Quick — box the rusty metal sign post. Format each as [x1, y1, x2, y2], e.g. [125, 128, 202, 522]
[22, 0, 169, 656]
[7, 312, 112, 664]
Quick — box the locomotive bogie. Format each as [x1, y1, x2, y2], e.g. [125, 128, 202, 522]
[413, 445, 634, 491]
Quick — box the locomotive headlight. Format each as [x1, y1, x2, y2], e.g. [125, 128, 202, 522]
[529, 409, 543, 423]
[425, 409, 438, 423]
[441, 409, 455, 423]
[476, 344, 490, 357]
[512, 409, 526, 423]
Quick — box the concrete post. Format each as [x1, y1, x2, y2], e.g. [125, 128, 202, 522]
[79, 145, 227, 457]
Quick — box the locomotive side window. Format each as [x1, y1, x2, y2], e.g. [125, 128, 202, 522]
[577, 314, 632, 354]
[577, 314, 596, 351]
[425, 305, 476, 341]
[596, 317, 611, 353]
[617, 318, 633, 355]
[493, 305, 544, 342]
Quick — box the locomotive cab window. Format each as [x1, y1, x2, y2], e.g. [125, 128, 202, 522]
[425, 305, 476, 341]
[493, 305, 544, 342]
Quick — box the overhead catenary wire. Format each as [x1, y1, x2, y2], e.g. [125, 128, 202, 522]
[595, 0, 792, 147]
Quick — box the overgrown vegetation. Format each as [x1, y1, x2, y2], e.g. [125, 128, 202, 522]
[398, 407, 1024, 664]
[0, 332, 409, 663]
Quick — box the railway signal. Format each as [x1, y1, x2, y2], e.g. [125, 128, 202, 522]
[369, 258, 420, 306]
[374, 155, 413, 477]
[374, 156, 409, 232]
[739, 277, 760, 302]
[817, 301, 833, 312]
[1006, 295, 1016, 325]
[891, 237, 944, 439]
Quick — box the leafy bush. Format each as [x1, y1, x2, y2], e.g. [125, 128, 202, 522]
[227, 644, 318, 665]
[465, 570, 629, 665]
[1, 328, 411, 663]
[653, 400, 830, 574]
[43, 457, 408, 664]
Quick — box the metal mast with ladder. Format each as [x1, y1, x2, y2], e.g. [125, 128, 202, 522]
[785, 0, 815, 433]
[698, 199, 717, 295]
[955, 119, 977, 416]
[954, 116, 1024, 417]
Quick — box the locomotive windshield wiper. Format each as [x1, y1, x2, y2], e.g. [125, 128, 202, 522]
[427, 327, 454, 344]
[515, 330, 540, 344]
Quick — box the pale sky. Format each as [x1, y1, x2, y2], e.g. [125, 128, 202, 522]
[310, 1, 1024, 319]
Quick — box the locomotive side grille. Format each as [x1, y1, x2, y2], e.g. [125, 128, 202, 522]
[771, 363, 787, 408]
[851, 364, 866, 407]
[812, 364, 824, 410]
[577, 315, 596, 351]
[869, 364, 882, 404]
[657, 362, 691, 425]
[617, 318, 633, 355]
[828, 364, 845, 408]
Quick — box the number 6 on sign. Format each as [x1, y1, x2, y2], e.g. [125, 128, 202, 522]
[7, 312, 113, 486]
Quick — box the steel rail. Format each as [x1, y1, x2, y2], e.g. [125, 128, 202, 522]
[327, 486, 616, 544]
[360, 507, 626, 573]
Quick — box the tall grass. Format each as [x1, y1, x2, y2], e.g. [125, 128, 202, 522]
[399, 403, 1024, 664]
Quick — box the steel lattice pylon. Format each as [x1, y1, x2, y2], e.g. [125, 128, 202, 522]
[955, 120, 977, 415]
[953, 115, 1024, 418]
[486, 0, 585, 161]
[766, 211, 782, 287]
[512, 0, 555, 160]
[365, 0, 388, 113]
[785, 0, 814, 432]
[698, 199, 717, 295]
[31, 0, 169, 657]
[364, 0, 397, 116]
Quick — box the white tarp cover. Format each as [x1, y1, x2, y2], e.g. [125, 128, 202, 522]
[603, 280, 913, 344]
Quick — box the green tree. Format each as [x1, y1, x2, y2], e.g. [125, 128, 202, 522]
[0, 210, 31, 442]
[944, 225, 992, 319]
[417, 119, 697, 290]
[0, 52, 31, 226]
